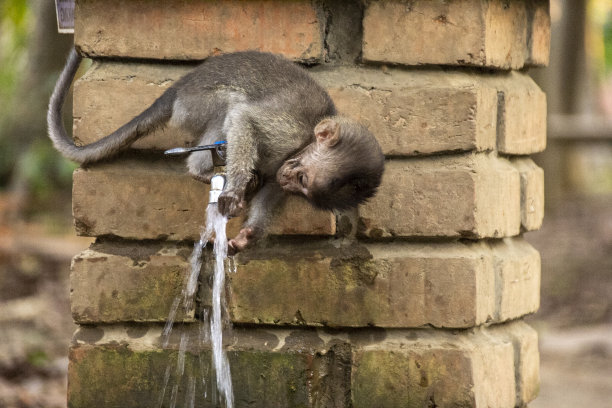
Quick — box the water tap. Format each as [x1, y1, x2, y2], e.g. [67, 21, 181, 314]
[164, 141, 227, 204]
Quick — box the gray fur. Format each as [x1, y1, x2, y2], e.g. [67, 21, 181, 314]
[48, 48, 176, 164]
[48, 49, 384, 251]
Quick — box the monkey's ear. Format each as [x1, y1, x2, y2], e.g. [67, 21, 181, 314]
[314, 119, 340, 147]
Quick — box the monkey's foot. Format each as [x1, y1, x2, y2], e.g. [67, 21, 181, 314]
[228, 228, 254, 255]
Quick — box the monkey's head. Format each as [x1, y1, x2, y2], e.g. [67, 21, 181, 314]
[277, 116, 385, 211]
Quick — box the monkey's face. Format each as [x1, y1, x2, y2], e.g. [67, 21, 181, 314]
[276, 117, 385, 210]
[276, 146, 331, 200]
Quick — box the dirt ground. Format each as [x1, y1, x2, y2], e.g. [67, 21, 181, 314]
[531, 325, 612, 408]
[0, 220, 89, 408]
[525, 195, 612, 408]
[0, 195, 610, 407]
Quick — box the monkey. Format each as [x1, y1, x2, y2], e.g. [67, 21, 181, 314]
[48, 49, 385, 253]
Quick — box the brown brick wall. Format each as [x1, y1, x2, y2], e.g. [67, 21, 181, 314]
[67, 0, 549, 406]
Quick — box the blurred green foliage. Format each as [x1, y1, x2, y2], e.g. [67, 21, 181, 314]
[0, 0, 76, 216]
[604, 16, 612, 73]
[0, 0, 30, 103]
[0, 0, 31, 187]
[26, 349, 49, 368]
[18, 138, 77, 201]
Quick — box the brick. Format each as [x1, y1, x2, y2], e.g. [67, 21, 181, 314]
[68, 322, 536, 408]
[363, 0, 534, 69]
[492, 238, 541, 321]
[73, 62, 194, 151]
[351, 322, 530, 408]
[70, 242, 195, 324]
[312, 67, 498, 156]
[72, 158, 212, 241]
[511, 158, 545, 231]
[227, 238, 539, 328]
[493, 72, 547, 154]
[268, 196, 335, 236]
[72, 159, 334, 240]
[359, 154, 521, 239]
[352, 322, 539, 407]
[495, 322, 541, 405]
[526, 0, 551, 66]
[75, 0, 323, 62]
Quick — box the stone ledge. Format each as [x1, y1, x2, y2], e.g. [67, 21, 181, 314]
[74, 63, 545, 156]
[74, 0, 549, 69]
[72, 154, 524, 241]
[68, 321, 538, 408]
[70, 238, 539, 327]
[71, 158, 335, 240]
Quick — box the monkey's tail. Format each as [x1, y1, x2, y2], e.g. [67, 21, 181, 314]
[47, 48, 176, 164]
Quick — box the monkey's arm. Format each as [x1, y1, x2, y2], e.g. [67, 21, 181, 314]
[228, 182, 285, 254]
[218, 112, 258, 216]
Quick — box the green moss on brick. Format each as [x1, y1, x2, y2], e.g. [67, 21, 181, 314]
[352, 349, 475, 408]
[229, 351, 311, 407]
[69, 345, 314, 408]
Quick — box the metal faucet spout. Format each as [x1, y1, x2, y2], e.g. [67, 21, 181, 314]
[209, 174, 226, 204]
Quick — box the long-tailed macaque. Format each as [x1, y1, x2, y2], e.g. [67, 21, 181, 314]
[48, 49, 385, 252]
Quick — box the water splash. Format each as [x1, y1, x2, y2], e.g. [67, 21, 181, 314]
[228, 255, 237, 274]
[184, 219, 214, 314]
[161, 224, 213, 348]
[185, 376, 196, 408]
[169, 384, 179, 408]
[177, 332, 188, 377]
[208, 204, 234, 408]
[157, 366, 172, 408]
[159, 203, 234, 408]
[162, 297, 181, 348]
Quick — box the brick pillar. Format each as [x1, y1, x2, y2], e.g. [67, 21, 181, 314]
[68, 1, 549, 407]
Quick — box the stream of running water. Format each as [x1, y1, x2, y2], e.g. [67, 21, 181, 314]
[159, 203, 234, 408]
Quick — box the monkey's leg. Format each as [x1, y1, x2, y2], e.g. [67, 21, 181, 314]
[187, 151, 214, 183]
[187, 128, 224, 183]
[228, 182, 285, 254]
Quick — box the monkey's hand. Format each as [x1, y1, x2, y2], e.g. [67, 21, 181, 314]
[217, 189, 245, 217]
[228, 228, 255, 255]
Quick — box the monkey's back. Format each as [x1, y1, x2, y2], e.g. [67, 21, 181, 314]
[173, 51, 336, 126]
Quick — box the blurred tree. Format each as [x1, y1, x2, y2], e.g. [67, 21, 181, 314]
[0, 0, 75, 219]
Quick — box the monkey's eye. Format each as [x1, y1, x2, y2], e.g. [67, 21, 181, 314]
[298, 173, 307, 186]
